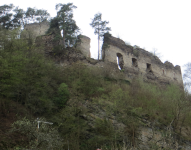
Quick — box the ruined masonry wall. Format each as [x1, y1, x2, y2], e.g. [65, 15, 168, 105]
[76, 35, 91, 57]
[72, 34, 183, 87]
[23, 21, 50, 39]
[23, 22, 183, 88]
[103, 36, 183, 87]
[23, 22, 91, 58]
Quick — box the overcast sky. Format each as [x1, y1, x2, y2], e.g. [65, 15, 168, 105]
[1, 0, 191, 75]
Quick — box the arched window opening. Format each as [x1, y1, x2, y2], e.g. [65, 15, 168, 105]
[146, 63, 153, 73]
[132, 58, 138, 67]
[116, 53, 124, 70]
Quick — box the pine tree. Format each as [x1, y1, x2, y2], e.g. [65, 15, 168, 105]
[90, 13, 111, 60]
[0, 4, 50, 29]
[0, 4, 14, 29]
[25, 7, 50, 24]
[48, 3, 79, 48]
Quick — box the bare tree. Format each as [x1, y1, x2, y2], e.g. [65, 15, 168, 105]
[151, 48, 163, 59]
[183, 63, 191, 91]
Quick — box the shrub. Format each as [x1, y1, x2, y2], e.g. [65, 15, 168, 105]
[53, 83, 70, 109]
[0, 28, 65, 115]
[11, 117, 63, 149]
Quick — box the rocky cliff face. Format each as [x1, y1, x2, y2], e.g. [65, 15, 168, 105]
[78, 99, 191, 150]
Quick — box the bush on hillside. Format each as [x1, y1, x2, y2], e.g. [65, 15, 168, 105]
[0, 28, 67, 115]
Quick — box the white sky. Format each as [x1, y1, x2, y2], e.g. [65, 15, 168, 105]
[1, 0, 191, 75]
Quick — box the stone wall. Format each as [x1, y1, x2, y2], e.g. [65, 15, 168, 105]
[27, 21, 183, 88]
[63, 34, 183, 88]
[102, 35, 184, 88]
[22, 21, 49, 40]
[76, 35, 91, 58]
[35, 33, 56, 53]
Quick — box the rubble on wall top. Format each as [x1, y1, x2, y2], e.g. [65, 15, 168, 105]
[103, 35, 133, 53]
[24, 21, 50, 28]
[164, 61, 174, 68]
[163, 62, 181, 72]
[175, 65, 181, 72]
[135, 47, 162, 62]
[78, 35, 91, 40]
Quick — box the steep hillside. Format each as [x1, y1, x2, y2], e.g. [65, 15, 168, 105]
[1, 28, 191, 150]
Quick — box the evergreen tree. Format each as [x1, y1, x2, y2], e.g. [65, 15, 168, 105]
[47, 3, 80, 48]
[0, 4, 50, 29]
[12, 7, 25, 28]
[25, 7, 50, 24]
[0, 28, 65, 115]
[90, 13, 111, 60]
[0, 4, 14, 29]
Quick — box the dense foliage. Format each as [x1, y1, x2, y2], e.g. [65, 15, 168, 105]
[47, 3, 80, 48]
[0, 4, 50, 29]
[8, 61, 191, 149]
[0, 28, 68, 116]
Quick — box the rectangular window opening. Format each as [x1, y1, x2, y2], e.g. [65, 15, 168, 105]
[132, 58, 138, 67]
[146, 63, 153, 73]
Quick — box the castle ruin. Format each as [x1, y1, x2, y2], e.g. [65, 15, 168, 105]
[102, 35, 183, 88]
[22, 21, 50, 39]
[23, 22, 184, 88]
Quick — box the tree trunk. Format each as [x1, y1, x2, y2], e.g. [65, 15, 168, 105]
[98, 27, 100, 60]
[98, 34, 100, 60]
[63, 29, 65, 48]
